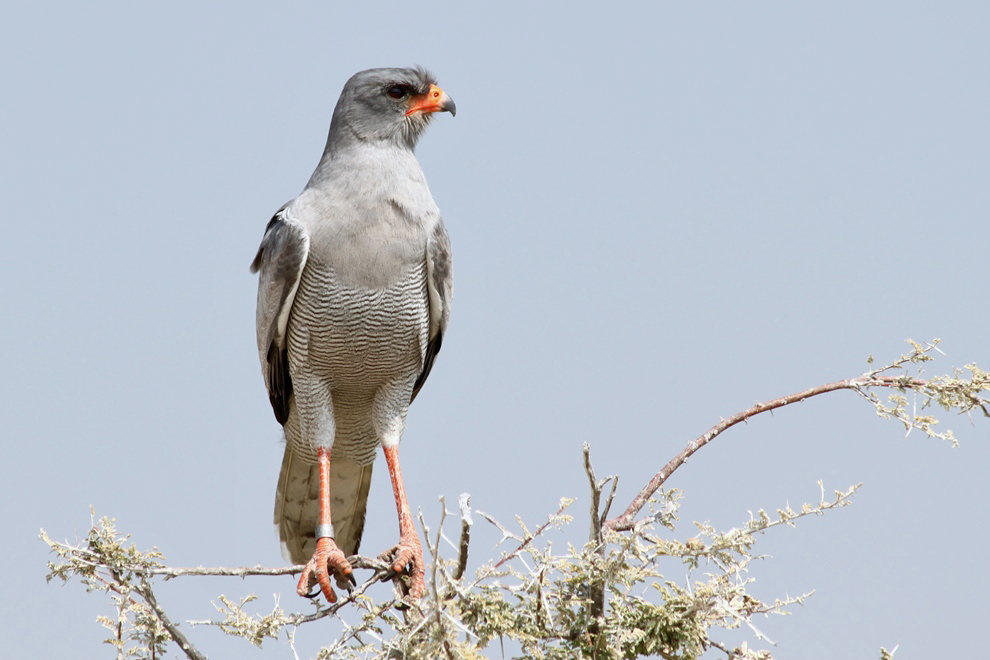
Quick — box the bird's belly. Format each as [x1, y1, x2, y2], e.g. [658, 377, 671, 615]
[289, 258, 430, 391]
[284, 258, 429, 462]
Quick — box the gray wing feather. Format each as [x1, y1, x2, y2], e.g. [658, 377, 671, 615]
[412, 218, 452, 402]
[251, 209, 310, 424]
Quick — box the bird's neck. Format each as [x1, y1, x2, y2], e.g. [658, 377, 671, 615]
[305, 141, 425, 193]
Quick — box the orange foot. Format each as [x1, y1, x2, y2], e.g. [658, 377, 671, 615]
[379, 531, 425, 601]
[297, 537, 354, 603]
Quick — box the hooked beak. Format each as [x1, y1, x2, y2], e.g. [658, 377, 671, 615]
[405, 84, 456, 117]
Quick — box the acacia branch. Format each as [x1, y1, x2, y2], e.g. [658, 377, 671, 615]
[43, 340, 984, 658]
[584, 444, 603, 545]
[453, 494, 472, 581]
[153, 564, 301, 579]
[286, 556, 392, 625]
[137, 578, 207, 660]
[492, 499, 574, 569]
[151, 556, 384, 580]
[605, 374, 927, 532]
[583, 444, 609, 624]
[708, 639, 744, 659]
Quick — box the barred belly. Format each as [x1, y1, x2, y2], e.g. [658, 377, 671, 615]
[284, 257, 430, 465]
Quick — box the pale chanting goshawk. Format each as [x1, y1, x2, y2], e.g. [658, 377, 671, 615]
[250, 67, 454, 602]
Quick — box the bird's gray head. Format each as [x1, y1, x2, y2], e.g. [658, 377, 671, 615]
[326, 67, 456, 152]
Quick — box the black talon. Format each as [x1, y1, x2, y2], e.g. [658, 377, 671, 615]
[347, 573, 358, 588]
[305, 584, 322, 599]
[381, 568, 397, 582]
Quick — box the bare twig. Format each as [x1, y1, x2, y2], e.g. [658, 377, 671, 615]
[583, 444, 608, 624]
[317, 596, 399, 655]
[493, 499, 574, 569]
[422, 505, 455, 660]
[601, 474, 618, 527]
[152, 556, 384, 580]
[606, 373, 931, 532]
[708, 639, 744, 659]
[189, 557, 394, 634]
[584, 444, 603, 545]
[154, 564, 302, 579]
[453, 494, 472, 581]
[476, 510, 521, 545]
[137, 578, 207, 660]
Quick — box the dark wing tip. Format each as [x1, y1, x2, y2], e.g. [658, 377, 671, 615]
[267, 342, 293, 425]
[249, 248, 264, 273]
[410, 331, 444, 403]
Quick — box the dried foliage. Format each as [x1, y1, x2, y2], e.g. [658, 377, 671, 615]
[41, 341, 986, 659]
[858, 339, 989, 445]
[41, 513, 172, 659]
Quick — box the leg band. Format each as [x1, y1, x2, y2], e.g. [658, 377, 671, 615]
[315, 523, 334, 539]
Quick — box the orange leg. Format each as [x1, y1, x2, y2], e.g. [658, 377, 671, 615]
[296, 446, 354, 602]
[382, 444, 425, 599]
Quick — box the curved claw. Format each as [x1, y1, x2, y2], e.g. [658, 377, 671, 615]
[296, 537, 353, 603]
[382, 534, 425, 600]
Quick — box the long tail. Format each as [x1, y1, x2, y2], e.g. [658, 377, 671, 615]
[274, 446, 373, 564]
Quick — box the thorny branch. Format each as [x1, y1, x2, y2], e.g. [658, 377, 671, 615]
[489, 498, 576, 569]
[149, 555, 388, 580]
[453, 494, 473, 581]
[154, 565, 301, 579]
[137, 578, 206, 660]
[41, 340, 985, 659]
[584, 443, 613, 623]
[41, 514, 398, 659]
[606, 339, 988, 532]
[420, 507, 455, 660]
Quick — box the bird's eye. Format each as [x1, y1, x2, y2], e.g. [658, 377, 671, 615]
[386, 85, 408, 99]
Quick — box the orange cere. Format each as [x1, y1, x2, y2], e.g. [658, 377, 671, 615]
[405, 84, 454, 116]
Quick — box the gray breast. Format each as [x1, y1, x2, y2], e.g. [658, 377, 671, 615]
[285, 256, 430, 464]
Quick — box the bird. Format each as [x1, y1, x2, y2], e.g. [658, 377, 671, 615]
[250, 67, 454, 603]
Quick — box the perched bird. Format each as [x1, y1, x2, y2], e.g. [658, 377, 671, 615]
[250, 67, 454, 602]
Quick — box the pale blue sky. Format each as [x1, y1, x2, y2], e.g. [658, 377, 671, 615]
[3, 2, 988, 658]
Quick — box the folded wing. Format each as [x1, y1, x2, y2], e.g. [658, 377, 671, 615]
[413, 218, 452, 402]
[250, 210, 311, 424]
